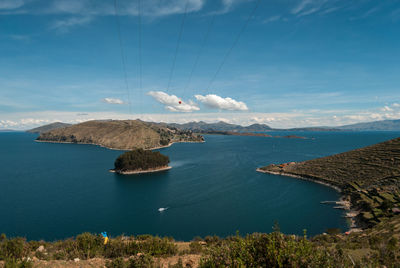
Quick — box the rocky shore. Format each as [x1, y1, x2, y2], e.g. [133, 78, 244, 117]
[110, 166, 172, 175]
[257, 137, 400, 230]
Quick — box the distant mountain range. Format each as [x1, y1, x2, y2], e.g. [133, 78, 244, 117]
[336, 119, 400, 131]
[169, 119, 400, 132]
[167, 121, 338, 132]
[27, 118, 400, 134]
[167, 121, 273, 132]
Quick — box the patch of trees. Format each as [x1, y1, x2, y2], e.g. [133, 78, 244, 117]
[114, 149, 169, 171]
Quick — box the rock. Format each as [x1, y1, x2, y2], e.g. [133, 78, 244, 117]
[74, 258, 80, 262]
[37, 245, 45, 252]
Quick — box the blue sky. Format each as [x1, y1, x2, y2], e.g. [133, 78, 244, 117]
[1, 0, 400, 129]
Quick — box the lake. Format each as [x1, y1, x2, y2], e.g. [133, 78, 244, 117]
[1, 131, 399, 241]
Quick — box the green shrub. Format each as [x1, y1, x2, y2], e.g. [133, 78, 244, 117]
[189, 241, 203, 254]
[204, 235, 221, 245]
[75, 233, 103, 259]
[3, 258, 32, 268]
[200, 233, 352, 268]
[127, 254, 154, 268]
[0, 238, 26, 260]
[136, 234, 153, 241]
[139, 237, 177, 257]
[106, 257, 128, 268]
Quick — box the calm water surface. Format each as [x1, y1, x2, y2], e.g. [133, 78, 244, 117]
[1, 131, 399, 241]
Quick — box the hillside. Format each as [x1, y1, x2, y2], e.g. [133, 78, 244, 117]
[259, 137, 400, 228]
[36, 120, 204, 150]
[337, 119, 400, 131]
[27, 122, 72, 134]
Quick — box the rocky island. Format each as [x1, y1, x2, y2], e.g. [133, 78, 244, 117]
[258, 137, 400, 229]
[36, 120, 204, 150]
[110, 149, 171, 175]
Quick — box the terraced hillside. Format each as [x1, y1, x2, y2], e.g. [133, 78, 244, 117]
[259, 137, 400, 228]
[36, 120, 204, 150]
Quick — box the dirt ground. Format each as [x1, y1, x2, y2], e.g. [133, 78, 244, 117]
[0, 254, 201, 268]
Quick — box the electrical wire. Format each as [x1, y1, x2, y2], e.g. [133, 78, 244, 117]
[205, 0, 261, 93]
[166, 0, 189, 93]
[113, 0, 132, 114]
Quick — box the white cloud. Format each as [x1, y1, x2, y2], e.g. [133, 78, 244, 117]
[147, 91, 200, 112]
[292, 0, 313, 14]
[392, 103, 400, 108]
[1, 104, 400, 130]
[102, 98, 125, 105]
[0, 0, 25, 9]
[263, 15, 281, 24]
[3, 0, 206, 17]
[50, 16, 93, 32]
[291, 0, 334, 17]
[195, 94, 249, 111]
[381, 105, 393, 112]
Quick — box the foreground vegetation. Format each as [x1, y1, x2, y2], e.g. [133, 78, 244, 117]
[1, 216, 400, 267]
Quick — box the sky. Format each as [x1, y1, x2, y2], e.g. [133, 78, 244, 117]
[1, 0, 400, 130]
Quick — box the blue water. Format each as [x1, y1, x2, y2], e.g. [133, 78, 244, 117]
[1, 131, 399, 241]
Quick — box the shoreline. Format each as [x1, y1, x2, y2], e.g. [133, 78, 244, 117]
[110, 166, 172, 175]
[256, 168, 360, 232]
[35, 139, 204, 151]
[256, 168, 342, 192]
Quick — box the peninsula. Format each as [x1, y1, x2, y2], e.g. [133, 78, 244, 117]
[110, 149, 171, 175]
[258, 137, 400, 229]
[36, 120, 204, 150]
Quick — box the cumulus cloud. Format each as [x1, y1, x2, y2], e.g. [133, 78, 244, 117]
[194, 94, 248, 111]
[102, 98, 125, 105]
[147, 91, 200, 112]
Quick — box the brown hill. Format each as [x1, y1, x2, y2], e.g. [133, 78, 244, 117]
[259, 137, 400, 228]
[36, 120, 204, 150]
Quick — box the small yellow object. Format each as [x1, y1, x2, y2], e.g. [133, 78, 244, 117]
[104, 237, 109, 245]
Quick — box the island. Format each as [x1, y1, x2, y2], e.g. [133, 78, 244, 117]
[35, 120, 204, 150]
[257, 137, 400, 230]
[110, 148, 171, 175]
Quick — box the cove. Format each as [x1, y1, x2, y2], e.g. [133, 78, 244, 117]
[1, 131, 399, 241]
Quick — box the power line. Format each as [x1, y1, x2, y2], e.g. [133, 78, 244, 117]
[138, 0, 143, 116]
[113, 0, 132, 114]
[182, 12, 216, 101]
[166, 0, 189, 93]
[205, 0, 261, 93]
